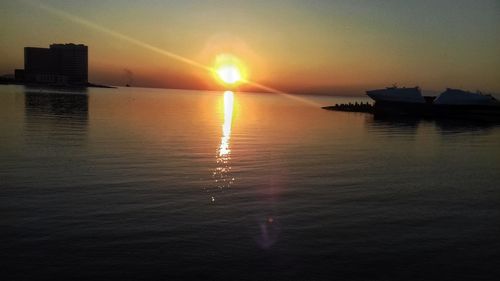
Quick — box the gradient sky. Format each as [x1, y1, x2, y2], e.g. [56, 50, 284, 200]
[1, 0, 499, 94]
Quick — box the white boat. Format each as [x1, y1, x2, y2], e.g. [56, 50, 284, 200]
[433, 88, 500, 106]
[364, 86, 500, 121]
[366, 86, 425, 104]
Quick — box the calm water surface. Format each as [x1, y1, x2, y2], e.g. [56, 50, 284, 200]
[1, 85, 499, 280]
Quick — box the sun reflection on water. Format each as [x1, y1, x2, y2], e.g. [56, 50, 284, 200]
[209, 91, 235, 202]
[219, 91, 234, 157]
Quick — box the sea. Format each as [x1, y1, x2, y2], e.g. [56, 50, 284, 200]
[1, 85, 499, 280]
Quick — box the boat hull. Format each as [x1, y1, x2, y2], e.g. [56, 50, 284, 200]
[373, 100, 500, 122]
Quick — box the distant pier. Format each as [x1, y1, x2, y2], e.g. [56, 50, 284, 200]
[322, 102, 373, 113]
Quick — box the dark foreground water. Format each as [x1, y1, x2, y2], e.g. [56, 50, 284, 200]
[1, 85, 499, 280]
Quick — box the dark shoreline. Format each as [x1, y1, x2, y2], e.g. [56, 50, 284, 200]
[0, 80, 115, 89]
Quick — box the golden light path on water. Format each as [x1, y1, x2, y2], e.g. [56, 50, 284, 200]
[210, 91, 235, 203]
[219, 91, 234, 157]
[23, 0, 321, 108]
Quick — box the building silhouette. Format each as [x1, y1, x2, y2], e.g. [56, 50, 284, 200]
[15, 43, 88, 85]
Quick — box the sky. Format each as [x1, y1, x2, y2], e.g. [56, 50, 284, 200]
[1, 0, 499, 94]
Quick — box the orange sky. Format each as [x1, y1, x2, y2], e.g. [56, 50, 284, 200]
[1, 0, 499, 94]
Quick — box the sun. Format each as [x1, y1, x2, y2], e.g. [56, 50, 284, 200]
[217, 65, 241, 84]
[213, 54, 247, 86]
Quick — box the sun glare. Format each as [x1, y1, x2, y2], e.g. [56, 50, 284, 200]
[217, 66, 241, 84]
[214, 54, 247, 86]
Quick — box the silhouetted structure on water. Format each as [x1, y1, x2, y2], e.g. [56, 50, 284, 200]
[15, 43, 88, 86]
[322, 102, 373, 113]
[323, 86, 500, 122]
